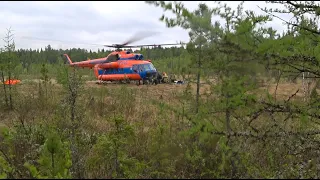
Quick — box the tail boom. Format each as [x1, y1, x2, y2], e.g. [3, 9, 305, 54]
[63, 54, 108, 68]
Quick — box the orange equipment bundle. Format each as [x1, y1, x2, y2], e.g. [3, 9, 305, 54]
[3, 79, 21, 85]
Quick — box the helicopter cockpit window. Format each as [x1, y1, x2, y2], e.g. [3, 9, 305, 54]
[106, 54, 118, 62]
[143, 64, 151, 71]
[149, 64, 156, 71]
[141, 64, 155, 71]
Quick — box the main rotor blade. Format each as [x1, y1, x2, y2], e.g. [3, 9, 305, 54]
[121, 31, 159, 46]
[104, 45, 117, 47]
[122, 42, 186, 48]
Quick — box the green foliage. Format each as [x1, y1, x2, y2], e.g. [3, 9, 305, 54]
[0, 156, 11, 179]
[214, 75, 257, 111]
[144, 1, 320, 178]
[146, 124, 177, 178]
[40, 64, 49, 82]
[56, 59, 70, 87]
[86, 114, 144, 178]
[24, 131, 72, 179]
[0, 124, 15, 179]
[0, 27, 20, 110]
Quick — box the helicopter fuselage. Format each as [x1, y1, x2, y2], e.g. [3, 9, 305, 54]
[94, 60, 157, 81]
[63, 51, 159, 82]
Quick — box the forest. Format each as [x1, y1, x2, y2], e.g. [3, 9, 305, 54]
[0, 1, 320, 179]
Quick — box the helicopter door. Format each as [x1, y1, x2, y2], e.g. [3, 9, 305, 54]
[138, 64, 147, 79]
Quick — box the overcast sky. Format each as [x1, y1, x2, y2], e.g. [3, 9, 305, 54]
[0, 1, 289, 52]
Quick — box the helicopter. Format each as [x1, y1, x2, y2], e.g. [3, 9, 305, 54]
[62, 33, 184, 85]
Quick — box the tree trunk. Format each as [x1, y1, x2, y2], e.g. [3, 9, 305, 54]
[51, 152, 55, 175]
[1, 71, 9, 108]
[8, 65, 13, 110]
[68, 68, 82, 179]
[226, 103, 231, 135]
[196, 45, 201, 114]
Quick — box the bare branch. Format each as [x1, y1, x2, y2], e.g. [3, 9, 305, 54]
[285, 89, 299, 103]
[274, 70, 283, 102]
[258, 5, 320, 35]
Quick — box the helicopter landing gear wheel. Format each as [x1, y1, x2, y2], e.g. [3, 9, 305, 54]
[154, 79, 159, 85]
[150, 76, 159, 85]
[143, 78, 155, 85]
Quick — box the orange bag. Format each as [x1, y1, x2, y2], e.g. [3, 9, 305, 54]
[4, 79, 21, 85]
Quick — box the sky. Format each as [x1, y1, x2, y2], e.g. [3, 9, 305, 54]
[0, 1, 289, 52]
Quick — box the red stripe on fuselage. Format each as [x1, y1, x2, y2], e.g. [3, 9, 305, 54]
[97, 74, 142, 81]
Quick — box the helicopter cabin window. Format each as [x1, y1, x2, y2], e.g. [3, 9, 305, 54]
[132, 65, 138, 72]
[138, 65, 143, 72]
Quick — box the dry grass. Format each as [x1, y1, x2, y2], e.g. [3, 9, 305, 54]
[261, 80, 319, 100]
[2, 77, 318, 132]
[12, 77, 319, 105]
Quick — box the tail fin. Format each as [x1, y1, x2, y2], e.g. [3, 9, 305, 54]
[62, 54, 73, 64]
